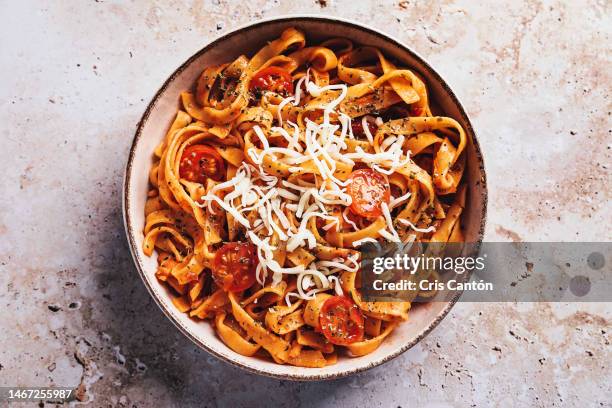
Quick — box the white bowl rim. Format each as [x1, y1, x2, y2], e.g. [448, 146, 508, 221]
[122, 14, 488, 381]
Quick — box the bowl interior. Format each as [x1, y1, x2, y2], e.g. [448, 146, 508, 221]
[124, 16, 487, 380]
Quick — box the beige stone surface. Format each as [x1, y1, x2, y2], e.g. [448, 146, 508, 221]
[0, 0, 610, 406]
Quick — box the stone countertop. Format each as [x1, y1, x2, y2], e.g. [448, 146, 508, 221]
[0, 1, 610, 406]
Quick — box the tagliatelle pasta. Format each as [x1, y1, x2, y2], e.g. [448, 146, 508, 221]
[142, 28, 468, 366]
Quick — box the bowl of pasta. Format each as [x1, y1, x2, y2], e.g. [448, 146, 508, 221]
[123, 15, 487, 380]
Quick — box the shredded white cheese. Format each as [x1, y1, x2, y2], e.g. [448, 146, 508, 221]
[398, 218, 437, 233]
[352, 237, 378, 247]
[200, 72, 416, 301]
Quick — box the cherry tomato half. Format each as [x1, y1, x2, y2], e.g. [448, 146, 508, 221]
[319, 296, 364, 346]
[346, 169, 391, 219]
[351, 118, 377, 139]
[212, 242, 258, 292]
[249, 67, 294, 95]
[179, 145, 225, 184]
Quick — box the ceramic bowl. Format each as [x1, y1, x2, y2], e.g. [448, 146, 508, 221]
[123, 15, 487, 380]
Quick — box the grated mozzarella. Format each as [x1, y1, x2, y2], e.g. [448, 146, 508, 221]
[327, 275, 344, 296]
[398, 218, 437, 233]
[362, 115, 375, 144]
[389, 191, 412, 209]
[342, 207, 358, 231]
[209, 71, 413, 299]
[198, 194, 250, 228]
[276, 96, 295, 126]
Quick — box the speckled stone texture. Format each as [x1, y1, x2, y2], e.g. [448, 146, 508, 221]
[1, 1, 610, 407]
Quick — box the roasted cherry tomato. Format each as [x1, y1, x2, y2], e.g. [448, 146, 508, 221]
[346, 169, 391, 219]
[179, 145, 225, 183]
[249, 67, 294, 95]
[212, 242, 258, 292]
[319, 296, 364, 345]
[351, 118, 378, 139]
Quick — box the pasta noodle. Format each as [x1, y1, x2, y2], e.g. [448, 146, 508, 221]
[142, 28, 468, 366]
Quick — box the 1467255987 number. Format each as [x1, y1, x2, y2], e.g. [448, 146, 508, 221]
[2, 387, 75, 402]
